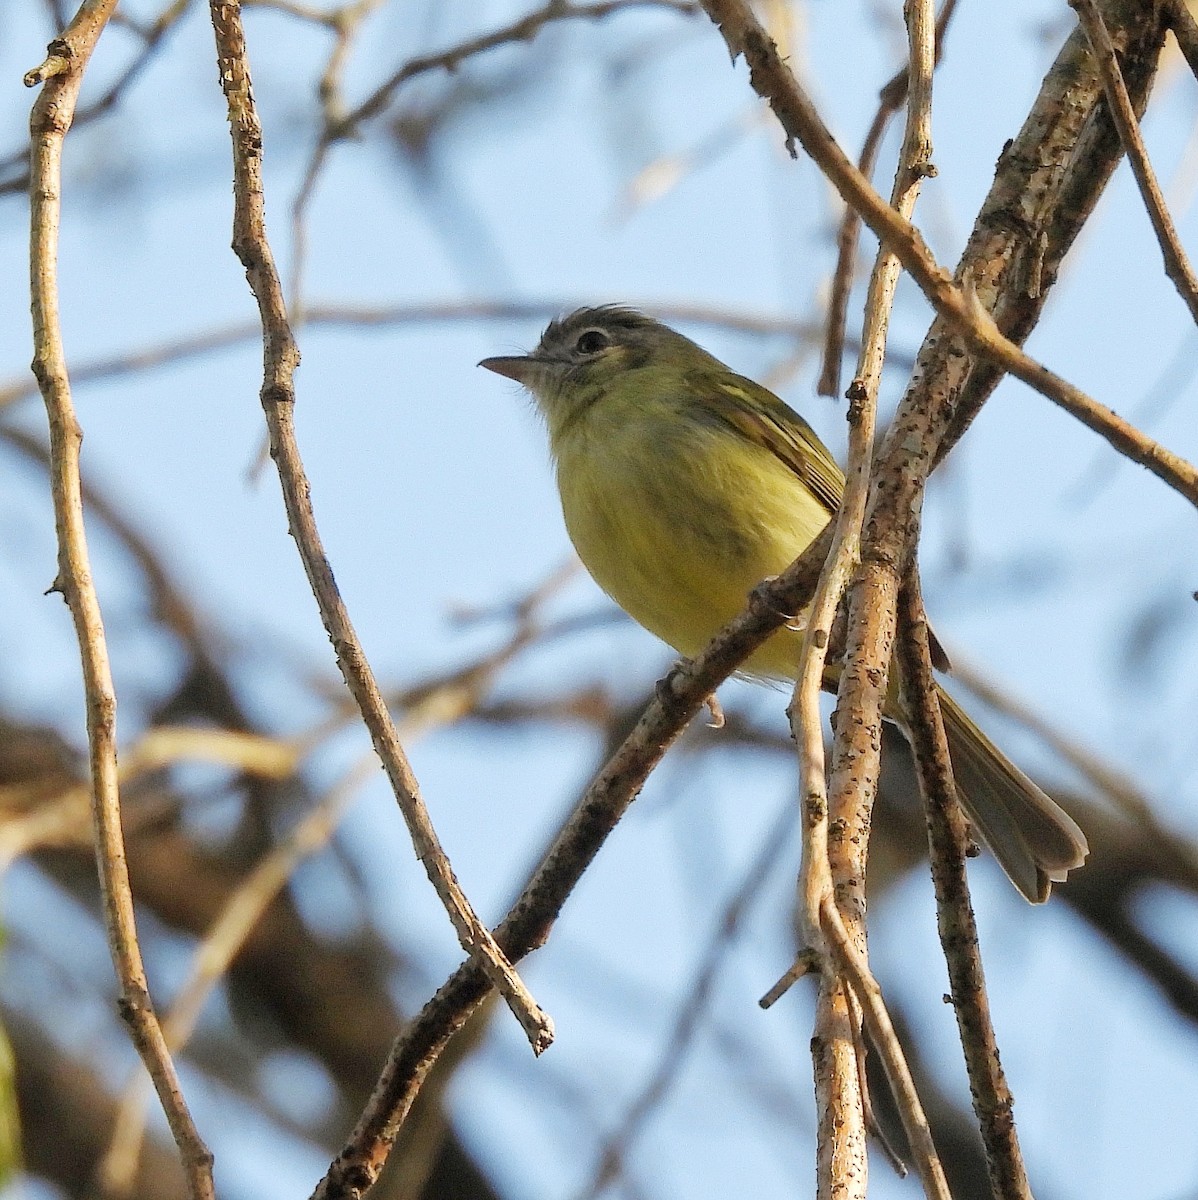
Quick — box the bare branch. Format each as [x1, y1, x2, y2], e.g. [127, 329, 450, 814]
[785, 0, 943, 1191]
[1164, 0, 1198, 84]
[896, 573, 1032, 1200]
[818, 0, 959, 397]
[25, 2, 214, 1195]
[206, 0, 553, 1053]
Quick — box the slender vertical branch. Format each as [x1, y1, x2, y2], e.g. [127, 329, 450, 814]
[1166, 0, 1198, 81]
[25, 5, 214, 1197]
[206, 0, 552, 1053]
[773, 0, 949, 1193]
[743, 5, 954, 1198]
[896, 573, 1031, 1200]
[818, 894, 950, 1200]
[817, 0, 958, 398]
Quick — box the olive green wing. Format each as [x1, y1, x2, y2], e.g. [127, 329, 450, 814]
[684, 369, 845, 515]
[679, 369, 954, 671]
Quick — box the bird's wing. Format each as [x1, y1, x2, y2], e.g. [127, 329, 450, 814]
[688, 371, 846, 514]
[682, 371, 953, 671]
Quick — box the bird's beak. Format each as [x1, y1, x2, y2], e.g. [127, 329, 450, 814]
[479, 355, 537, 383]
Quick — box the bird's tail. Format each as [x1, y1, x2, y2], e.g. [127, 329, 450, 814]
[937, 687, 1088, 903]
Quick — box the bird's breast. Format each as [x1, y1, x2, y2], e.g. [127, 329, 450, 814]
[552, 415, 831, 667]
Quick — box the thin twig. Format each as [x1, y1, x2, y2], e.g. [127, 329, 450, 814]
[759, 951, 817, 1008]
[1070, 0, 1198, 326]
[784, 413, 865, 1185]
[818, 893, 951, 1200]
[311, 527, 835, 1200]
[2, 0, 195, 195]
[24, 5, 215, 1197]
[785, 22, 938, 1121]
[847, 988, 908, 1177]
[896, 573, 1032, 1200]
[206, 0, 553, 1053]
[818, 0, 958, 397]
[699, 0, 1198, 509]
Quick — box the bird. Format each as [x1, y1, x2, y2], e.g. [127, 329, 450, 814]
[480, 305, 1088, 902]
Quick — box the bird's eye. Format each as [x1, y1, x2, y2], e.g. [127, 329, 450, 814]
[575, 330, 610, 355]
